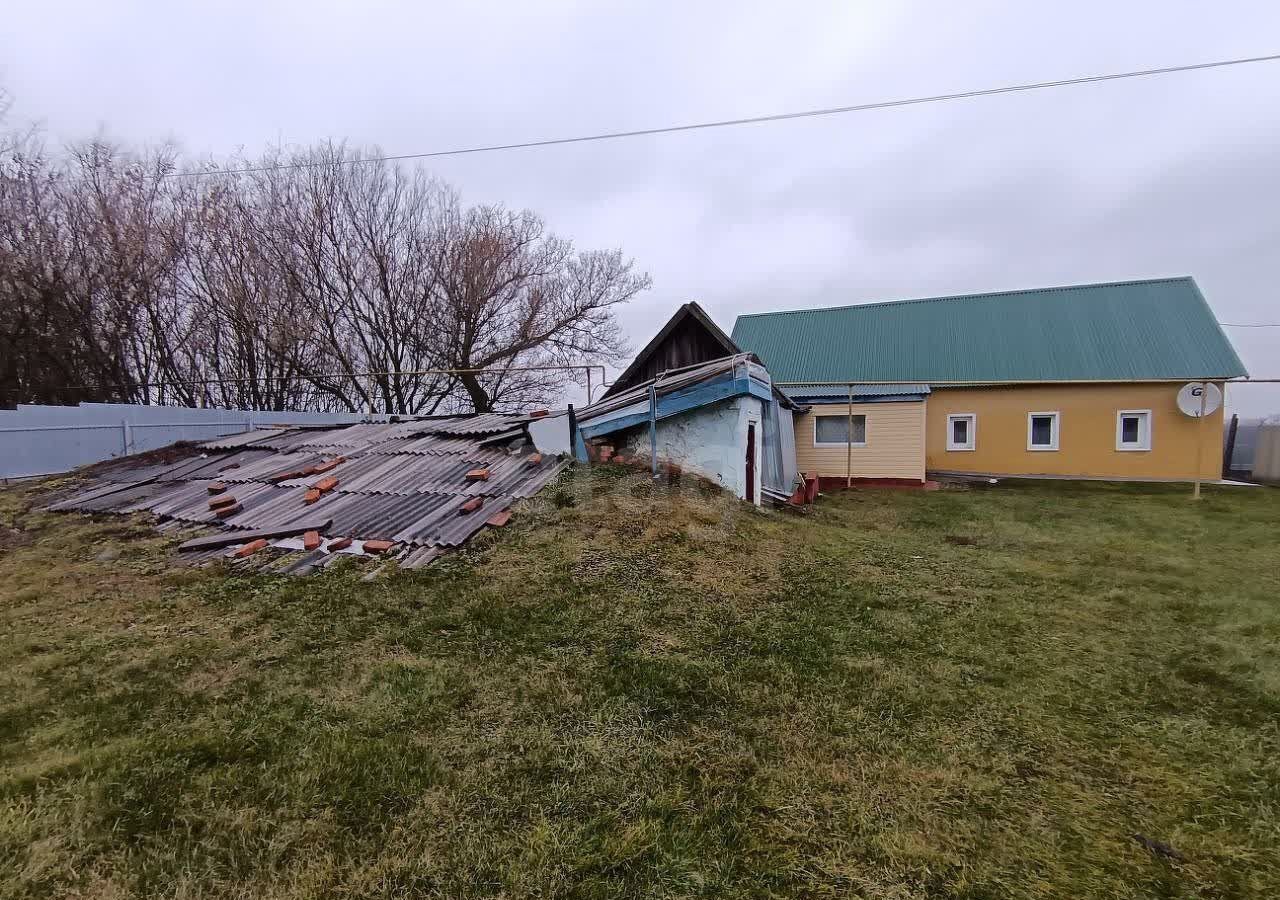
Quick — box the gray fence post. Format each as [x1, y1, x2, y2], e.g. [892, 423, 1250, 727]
[121, 420, 132, 456]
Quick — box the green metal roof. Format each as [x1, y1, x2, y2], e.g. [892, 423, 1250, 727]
[730, 277, 1247, 384]
[782, 383, 930, 400]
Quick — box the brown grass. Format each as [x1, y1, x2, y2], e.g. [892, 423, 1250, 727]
[1, 469, 1279, 898]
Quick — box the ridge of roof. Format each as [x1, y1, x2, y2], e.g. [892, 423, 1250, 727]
[732, 276, 1196, 320]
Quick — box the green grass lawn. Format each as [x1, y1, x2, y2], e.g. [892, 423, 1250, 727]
[2, 469, 1278, 899]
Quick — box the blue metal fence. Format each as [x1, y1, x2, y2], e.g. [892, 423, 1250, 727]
[0, 403, 373, 480]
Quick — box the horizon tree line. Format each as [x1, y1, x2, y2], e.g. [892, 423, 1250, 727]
[0, 124, 649, 414]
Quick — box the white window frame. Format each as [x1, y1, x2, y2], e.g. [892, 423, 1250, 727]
[1026, 411, 1060, 451]
[813, 413, 867, 448]
[946, 413, 976, 451]
[1115, 409, 1152, 451]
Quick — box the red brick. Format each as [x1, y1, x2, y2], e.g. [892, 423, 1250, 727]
[218, 462, 240, 472]
[486, 510, 512, 528]
[527, 453, 543, 466]
[233, 538, 269, 558]
[325, 536, 352, 553]
[458, 497, 484, 515]
[464, 468, 490, 482]
[303, 489, 322, 505]
[804, 475, 820, 504]
[268, 469, 306, 484]
[312, 475, 339, 493]
[362, 539, 395, 554]
[214, 503, 242, 519]
[529, 409, 550, 418]
[597, 445, 614, 462]
[207, 482, 228, 495]
[209, 494, 237, 510]
[307, 458, 341, 476]
[612, 454, 627, 465]
[302, 530, 322, 551]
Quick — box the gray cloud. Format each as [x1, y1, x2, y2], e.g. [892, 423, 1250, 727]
[3, 0, 1278, 414]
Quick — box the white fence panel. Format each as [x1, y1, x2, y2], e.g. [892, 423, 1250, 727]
[0, 404, 374, 479]
[1254, 425, 1280, 484]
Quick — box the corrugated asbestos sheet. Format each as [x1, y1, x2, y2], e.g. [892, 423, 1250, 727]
[731, 277, 1248, 384]
[47, 415, 569, 572]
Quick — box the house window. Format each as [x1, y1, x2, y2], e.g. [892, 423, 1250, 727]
[946, 413, 976, 451]
[1116, 409, 1152, 451]
[1027, 412, 1060, 451]
[815, 414, 867, 446]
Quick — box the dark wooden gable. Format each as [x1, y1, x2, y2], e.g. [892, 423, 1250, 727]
[602, 302, 740, 399]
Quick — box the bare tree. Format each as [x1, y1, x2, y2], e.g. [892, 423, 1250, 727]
[0, 131, 649, 413]
[424, 195, 648, 412]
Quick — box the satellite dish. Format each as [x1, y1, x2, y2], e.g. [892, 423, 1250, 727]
[1176, 382, 1222, 417]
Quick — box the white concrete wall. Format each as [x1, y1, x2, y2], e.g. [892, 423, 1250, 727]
[618, 395, 764, 503]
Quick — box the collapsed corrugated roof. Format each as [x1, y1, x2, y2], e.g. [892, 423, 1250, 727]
[46, 414, 569, 572]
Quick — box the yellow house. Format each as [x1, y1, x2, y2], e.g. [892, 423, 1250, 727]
[732, 278, 1246, 483]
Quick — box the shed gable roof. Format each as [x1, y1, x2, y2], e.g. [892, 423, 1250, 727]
[730, 277, 1247, 384]
[603, 302, 740, 399]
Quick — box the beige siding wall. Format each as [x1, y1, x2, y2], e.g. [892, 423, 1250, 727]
[794, 401, 926, 481]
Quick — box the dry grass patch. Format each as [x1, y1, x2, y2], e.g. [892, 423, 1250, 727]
[1, 470, 1279, 898]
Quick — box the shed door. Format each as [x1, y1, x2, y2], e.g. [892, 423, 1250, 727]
[745, 423, 756, 503]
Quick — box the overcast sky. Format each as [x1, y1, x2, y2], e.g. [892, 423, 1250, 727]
[4, 0, 1278, 415]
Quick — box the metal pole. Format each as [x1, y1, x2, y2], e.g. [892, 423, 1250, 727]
[846, 383, 854, 488]
[586, 368, 593, 405]
[648, 384, 659, 479]
[1224, 413, 1239, 479]
[1193, 384, 1207, 499]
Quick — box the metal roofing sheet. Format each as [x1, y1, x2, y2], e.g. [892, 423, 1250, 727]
[731, 277, 1248, 383]
[200, 429, 299, 450]
[49, 412, 569, 570]
[367, 434, 484, 456]
[216, 450, 335, 484]
[413, 413, 527, 437]
[781, 383, 931, 399]
[287, 423, 400, 452]
[579, 353, 763, 422]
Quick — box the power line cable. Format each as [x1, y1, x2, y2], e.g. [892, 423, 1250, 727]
[169, 52, 1280, 178]
[1220, 322, 1280, 328]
